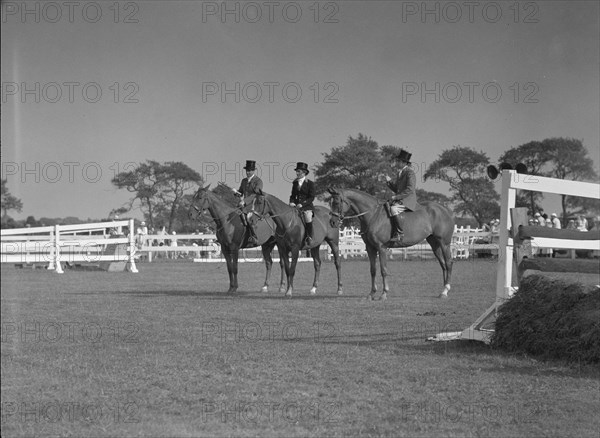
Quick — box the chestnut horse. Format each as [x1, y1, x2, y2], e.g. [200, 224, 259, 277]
[244, 190, 342, 297]
[328, 188, 454, 300]
[189, 185, 285, 293]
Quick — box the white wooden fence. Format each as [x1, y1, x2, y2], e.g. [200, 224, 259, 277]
[1, 221, 502, 270]
[1, 220, 138, 273]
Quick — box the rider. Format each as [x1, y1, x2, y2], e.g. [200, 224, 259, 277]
[289, 162, 315, 246]
[383, 149, 417, 243]
[233, 160, 262, 245]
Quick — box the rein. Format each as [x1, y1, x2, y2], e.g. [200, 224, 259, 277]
[332, 191, 382, 221]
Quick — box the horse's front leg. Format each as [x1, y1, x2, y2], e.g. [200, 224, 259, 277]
[261, 243, 274, 293]
[365, 245, 378, 300]
[327, 239, 343, 295]
[378, 246, 390, 301]
[309, 246, 321, 295]
[223, 248, 238, 293]
[277, 243, 287, 293]
[285, 247, 300, 298]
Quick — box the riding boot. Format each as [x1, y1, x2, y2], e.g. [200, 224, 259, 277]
[389, 214, 404, 243]
[305, 222, 313, 245]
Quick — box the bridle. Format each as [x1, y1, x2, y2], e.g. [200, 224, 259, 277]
[245, 194, 294, 238]
[189, 188, 242, 232]
[329, 190, 369, 222]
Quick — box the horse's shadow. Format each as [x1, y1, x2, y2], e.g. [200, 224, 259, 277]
[68, 289, 357, 300]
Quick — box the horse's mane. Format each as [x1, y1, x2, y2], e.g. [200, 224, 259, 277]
[339, 188, 380, 204]
[197, 188, 239, 215]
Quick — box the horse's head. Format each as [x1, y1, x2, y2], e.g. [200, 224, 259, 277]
[328, 187, 352, 221]
[189, 184, 211, 220]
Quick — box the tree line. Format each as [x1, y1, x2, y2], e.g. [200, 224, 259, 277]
[2, 135, 598, 230]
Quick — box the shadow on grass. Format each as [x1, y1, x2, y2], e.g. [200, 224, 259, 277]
[67, 289, 359, 300]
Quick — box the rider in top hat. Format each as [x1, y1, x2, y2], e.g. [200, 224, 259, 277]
[232, 160, 263, 245]
[289, 162, 316, 245]
[381, 149, 417, 243]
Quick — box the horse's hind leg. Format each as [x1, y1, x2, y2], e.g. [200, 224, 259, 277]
[426, 235, 451, 298]
[309, 246, 321, 295]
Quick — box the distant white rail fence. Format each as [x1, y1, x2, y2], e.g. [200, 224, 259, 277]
[1, 223, 499, 270]
[139, 234, 220, 262]
[331, 226, 499, 260]
[1, 220, 138, 273]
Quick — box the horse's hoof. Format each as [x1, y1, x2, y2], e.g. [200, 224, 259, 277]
[337, 289, 343, 296]
[438, 293, 448, 299]
[377, 294, 388, 301]
[363, 295, 375, 301]
[279, 287, 287, 294]
[310, 287, 317, 295]
[261, 286, 268, 293]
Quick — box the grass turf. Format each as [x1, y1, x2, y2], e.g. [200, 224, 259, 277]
[1, 259, 599, 437]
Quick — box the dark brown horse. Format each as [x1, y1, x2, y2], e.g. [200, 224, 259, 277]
[189, 185, 285, 293]
[328, 188, 454, 299]
[244, 190, 342, 297]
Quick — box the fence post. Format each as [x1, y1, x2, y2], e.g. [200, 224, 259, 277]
[54, 224, 64, 274]
[128, 219, 139, 273]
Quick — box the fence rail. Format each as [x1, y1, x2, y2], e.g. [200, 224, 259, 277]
[1, 220, 138, 273]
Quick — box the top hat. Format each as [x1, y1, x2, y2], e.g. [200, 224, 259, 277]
[396, 149, 412, 164]
[294, 162, 309, 175]
[243, 160, 257, 171]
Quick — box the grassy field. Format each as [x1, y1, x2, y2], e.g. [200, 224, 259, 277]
[1, 259, 599, 437]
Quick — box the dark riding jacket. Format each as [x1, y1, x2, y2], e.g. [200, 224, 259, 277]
[237, 176, 263, 201]
[386, 166, 417, 211]
[290, 179, 315, 211]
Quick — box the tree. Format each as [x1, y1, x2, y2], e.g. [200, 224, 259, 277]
[112, 161, 203, 232]
[314, 134, 392, 198]
[424, 146, 499, 226]
[416, 189, 452, 207]
[1, 179, 23, 219]
[543, 138, 598, 222]
[499, 141, 553, 215]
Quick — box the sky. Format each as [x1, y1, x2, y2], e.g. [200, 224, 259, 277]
[2, 0, 599, 221]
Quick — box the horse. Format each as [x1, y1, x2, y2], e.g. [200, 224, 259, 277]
[244, 190, 343, 297]
[189, 185, 285, 294]
[328, 188, 454, 300]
